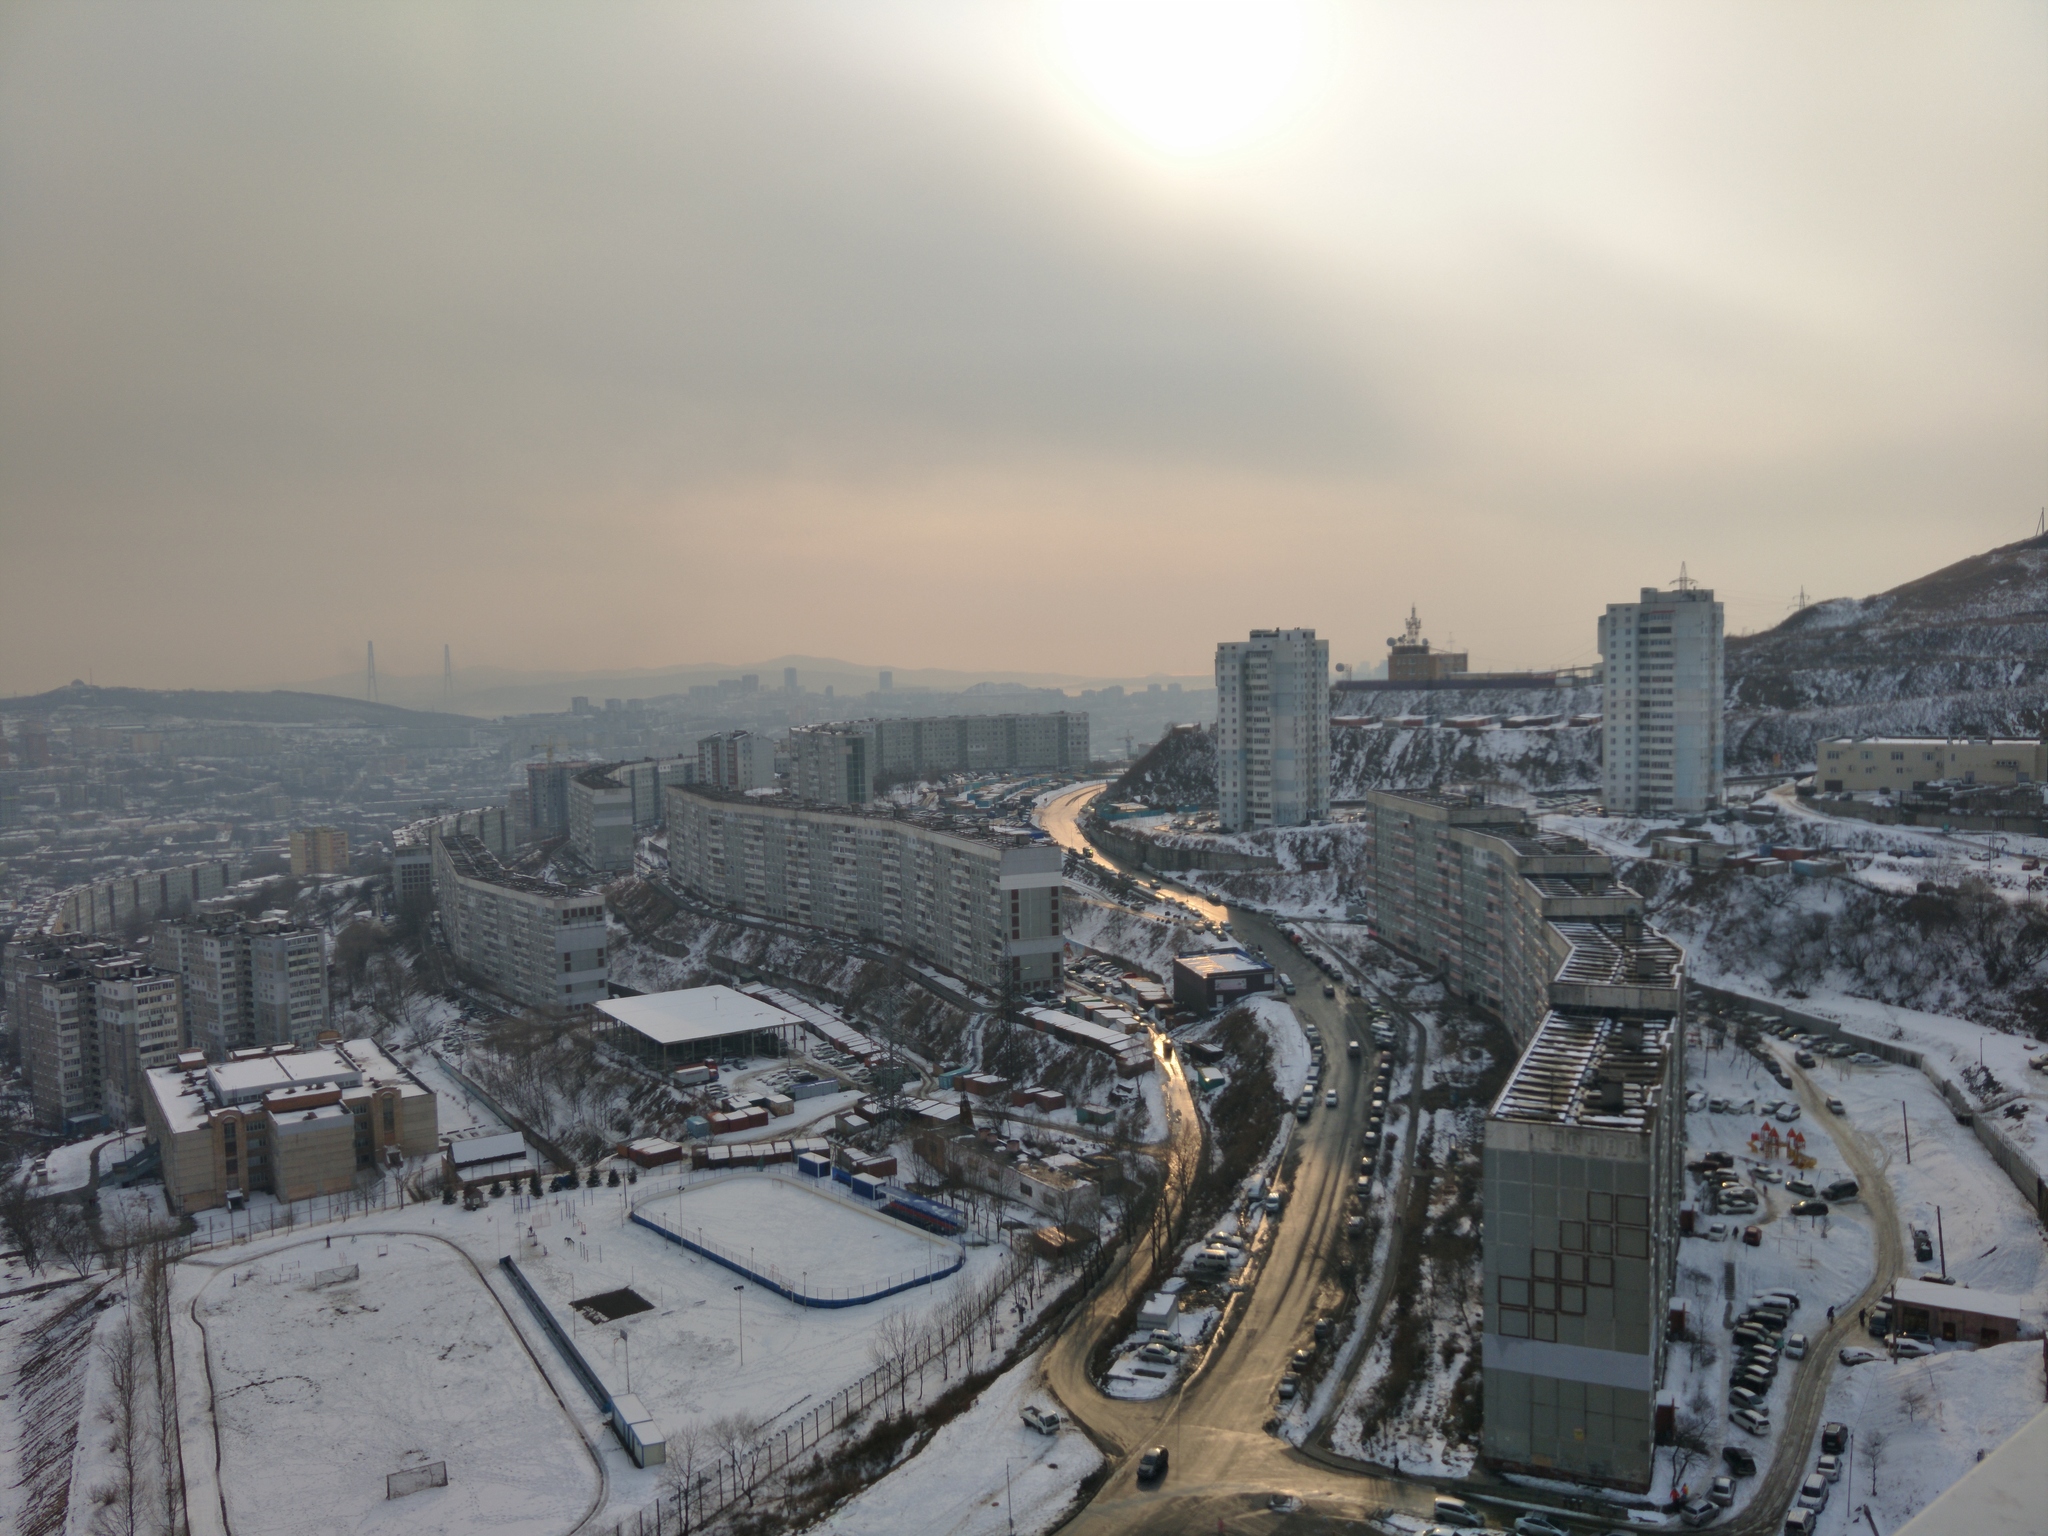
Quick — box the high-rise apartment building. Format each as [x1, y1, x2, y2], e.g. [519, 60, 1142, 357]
[524, 759, 596, 839]
[430, 830, 608, 1012]
[1598, 582, 1724, 815]
[1215, 629, 1330, 831]
[289, 826, 350, 876]
[564, 758, 696, 872]
[1359, 787, 1684, 1491]
[6, 933, 186, 1130]
[792, 725, 872, 806]
[696, 731, 775, 792]
[666, 785, 1064, 994]
[152, 912, 330, 1057]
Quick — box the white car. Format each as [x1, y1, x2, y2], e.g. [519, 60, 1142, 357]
[1839, 1347, 1881, 1366]
[1893, 1338, 1935, 1358]
[1850, 1052, 1882, 1065]
[1797, 1473, 1829, 1511]
[1729, 1407, 1771, 1437]
[1784, 1333, 1807, 1359]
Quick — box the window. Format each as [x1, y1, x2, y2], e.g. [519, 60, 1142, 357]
[1616, 1194, 1649, 1226]
[1499, 1277, 1529, 1307]
[1559, 1220, 1584, 1251]
[1617, 1227, 1650, 1259]
[1587, 1191, 1612, 1221]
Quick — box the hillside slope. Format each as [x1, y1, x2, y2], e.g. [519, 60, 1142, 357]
[0, 682, 476, 729]
[1727, 535, 2048, 768]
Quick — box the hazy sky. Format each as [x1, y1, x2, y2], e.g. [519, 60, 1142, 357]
[3, 1, 2043, 695]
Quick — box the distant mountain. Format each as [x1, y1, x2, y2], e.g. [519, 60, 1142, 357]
[0, 682, 477, 730]
[275, 654, 1212, 718]
[1725, 534, 2048, 770]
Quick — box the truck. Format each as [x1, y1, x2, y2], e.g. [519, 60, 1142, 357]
[1280, 974, 1297, 996]
[1019, 1405, 1061, 1435]
[672, 1063, 717, 1087]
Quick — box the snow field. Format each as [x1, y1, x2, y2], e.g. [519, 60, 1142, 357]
[186, 1233, 601, 1536]
[635, 1174, 960, 1299]
[804, 1348, 1101, 1536]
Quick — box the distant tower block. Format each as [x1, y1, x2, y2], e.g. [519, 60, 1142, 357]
[784, 666, 798, 692]
[443, 644, 453, 708]
[366, 641, 378, 703]
[879, 669, 893, 692]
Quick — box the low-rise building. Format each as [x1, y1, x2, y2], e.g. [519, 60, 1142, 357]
[1817, 736, 2048, 792]
[1170, 950, 1274, 1011]
[430, 829, 607, 1013]
[142, 1038, 439, 1214]
[442, 1130, 543, 1191]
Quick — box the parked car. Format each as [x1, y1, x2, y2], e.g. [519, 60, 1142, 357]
[1680, 1498, 1722, 1529]
[1729, 1386, 1767, 1412]
[1730, 1407, 1771, 1437]
[1431, 1497, 1483, 1529]
[1743, 1225, 1763, 1247]
[1784, 1509, 1817, 1534]
[1019, 1405, 1061, 1435]
[1868, 1307, 1892, 1336]
[1709, 1475, 1736, 1507]
[1515, 1515, 1570, 1536]
[1893, 1338, 1934, 1358]
[1136, 1446, 1169, 1483]
[1850, 1051, 1881, 1064]
[1775, 1103, 1802, 1122]
[1913, 1227, 1934, 1262]
[1821, 1422, 1849, 1455]
[1797, 1473, 1829, 1512]
[1823, 1179, 1859, 1202]
[1722, 1445, 1757, 1477]
[1790, 1199, 1830, 1217]
[1786, 1177, 1817, 1198]
[1276, 1377, 1298, 1402]
[1838, 1348, 1881, 1367]
[1816, 1453, 1842, 1483]
[1784, 1333, 1807, 1359]
[1345, 1215, 1366, 1240]
[1795, 1050, 1817, 1068]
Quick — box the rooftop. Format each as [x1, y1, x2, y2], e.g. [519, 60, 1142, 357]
[594, 985, 803, 1047]
[1551, 919, 1684, 991]
[1889, 1277, 2031, 1321]
[148, 1039, 429, 1135]
[435, 830, 600, 900]
[1172, 950, 1274, 980]
[1490, 1012, 1676, 1132]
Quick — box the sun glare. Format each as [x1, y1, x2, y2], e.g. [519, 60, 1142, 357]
[1052, 0, 1315, 157]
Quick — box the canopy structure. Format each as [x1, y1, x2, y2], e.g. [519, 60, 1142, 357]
[594, 985, 804, 1067]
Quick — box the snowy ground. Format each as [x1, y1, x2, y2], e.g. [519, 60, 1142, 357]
[184, 1233, 601, 1536]
[802, 1350, 1102, 1536]
[1814, 1336, 2046, 1530]
[635, 1175, 959, 1300]
[29, 1126, 140, 1194]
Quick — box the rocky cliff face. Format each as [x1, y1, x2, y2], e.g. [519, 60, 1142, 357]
[1726, 534, 2048, 769]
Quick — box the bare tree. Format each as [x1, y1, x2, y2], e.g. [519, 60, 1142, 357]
[659, 1419, 705, 1531]
[1864, 1427, 1886, 1495]
[89, 1318, 143, 1536]
[869, 1311, 921, 1414]
[0, 1179, 50, 1273]
[707, 1413, 766, 1507]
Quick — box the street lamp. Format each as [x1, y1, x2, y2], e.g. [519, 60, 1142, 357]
[734, 1284, 745, 1366]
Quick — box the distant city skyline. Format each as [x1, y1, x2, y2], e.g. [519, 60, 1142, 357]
[4, 3, 2041, 696]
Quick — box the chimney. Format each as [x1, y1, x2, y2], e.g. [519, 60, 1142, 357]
[1621, 1019, 1646, 1053]
[1595, 1076, 1626, 1113]
[1621, 911, 1643, 948]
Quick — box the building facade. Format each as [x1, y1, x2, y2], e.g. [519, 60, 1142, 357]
[50, 858, 237, 936]
[566, 758, 694, 871]
[153, 912, 330, 1058]
[1598, 583, 1724, 815]
[1385, 607, 1468, 683]
[665, 785, 1064, 993]
[289, 826, 350, 876]
[788, 712, 1091, 806]
[1481, 1011, 1683, 1491]
[6, 933, 186, 1131]
[143, 1038, 439, 1214]
[430, 829, 608, 1012]
[697, 731, 775, 792]
[1817, 736, 2048, 792]
[1215, 629, 1329, 832]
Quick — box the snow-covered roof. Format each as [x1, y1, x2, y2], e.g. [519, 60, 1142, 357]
[1890, 1278, 2031, 1323]
[447, 1131, 529, 1168]
[594, 985, 803, 1047]
[1896, 1403, 2048, 1535]
[208, 1049, 360, 1106]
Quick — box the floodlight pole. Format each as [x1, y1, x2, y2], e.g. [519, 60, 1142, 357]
[735, 1284, 745, 1367]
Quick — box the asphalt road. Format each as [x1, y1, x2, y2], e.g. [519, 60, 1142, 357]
[1721, 1043, 1903, 1536]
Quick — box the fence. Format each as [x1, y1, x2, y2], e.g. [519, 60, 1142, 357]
[386, 1462, 447, 1500]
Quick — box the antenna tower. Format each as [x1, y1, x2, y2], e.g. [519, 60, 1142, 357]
[1674, 562, 1696, 594]
[443, 644, 453, 708]
[366, 641, 378, 703]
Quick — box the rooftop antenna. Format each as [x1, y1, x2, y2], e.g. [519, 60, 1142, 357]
[1403, 605, 1423, 645]
[366, 641, 378, 703]
[443, 644, 453, 709]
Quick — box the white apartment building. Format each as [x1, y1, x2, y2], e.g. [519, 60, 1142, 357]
[665, 785, 1064, 994]
[789, 713, 1091, 806]
[1598, 584, 1724, 815]
[1215, 629, 1330, 831]
[697, 731, 775, 792]
[5, 933, 186, 1131]
[430, 829, 608, 1012]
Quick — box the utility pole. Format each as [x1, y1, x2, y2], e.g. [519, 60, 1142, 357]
[1900, 1101, 1911, 1164]
[734, 1283, 744, 1366]
[1935, 1206, 1946, 1278]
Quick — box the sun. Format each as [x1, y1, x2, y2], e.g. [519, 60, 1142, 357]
[1051, 0, 1317, 157]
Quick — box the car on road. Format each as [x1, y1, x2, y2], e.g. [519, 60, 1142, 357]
[1893, 1337, 1934, 1358]
[1826, 1097, 1845, 1115]
[1790, 1199, 1830, 1217]
[1729, 1407, 1770, 1437]
[1913, 1227, 1934, 1261]
[1431, 1496, 1483, 1528]
[1823, 1179, 1859, 1202]
[1838, 1347, 1881, 1367]
[1795, 1050, 1817, 1068]
[1721, 1446, 1757, 1477]
[1323, 983, 1337, 998]
[1325, 1089, 1339, 1108]
[1276, 1377, 1297, 1402]
[1514, 1514, 1570, 1536]
[1786, 1176, 1816, 1198]
[1136, 1446, 1169, 1483]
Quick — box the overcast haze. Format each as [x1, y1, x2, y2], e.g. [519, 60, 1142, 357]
[3, 1, 2043, 697]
